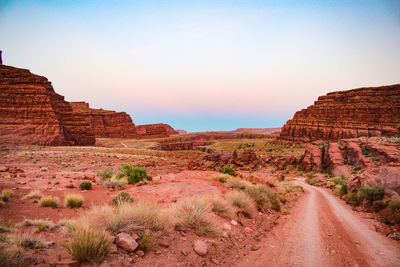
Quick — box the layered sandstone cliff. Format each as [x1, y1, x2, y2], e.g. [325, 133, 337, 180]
[70, 102, 138, 138]
[280, 84, 400, 141]
[0, 65, 95, 145]
[136, 123, 178, 138]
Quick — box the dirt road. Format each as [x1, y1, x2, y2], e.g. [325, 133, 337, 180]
[239, 179, 400, 267]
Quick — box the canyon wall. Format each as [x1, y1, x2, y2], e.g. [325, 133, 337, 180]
[0, 65, 95, 145]
[70, 102, 138, 138]
[280, 84, 400, 141]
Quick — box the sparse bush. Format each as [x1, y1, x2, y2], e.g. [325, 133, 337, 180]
[219, 167, 237, 176]
[0, 238, 25, 266]
[343, 192, 362, 206]
[226, 191, 257, 218]
[112, 192, 134, 206]
[21, 236, 49, 249]
[173, 198, 220, 237]
[206, 197, 235, 219]
[339, 184, 348, 196]
[225, 177, 251, 190]
[388, 198, 400, 211]
[1, 190, 13, 202]
[306, 177, 318, 186]
[65, 194, 84, 208]
[18, 219, 56, 231]
[105, 176, 127, 190]
[39, 196, 58, 208]
[217, 174, 230, 183]
[98, 168, 114, 180]
[359, 187, 384, 202]
[138, 229, 159, 252]
[66, 226, 111, 262]
[372, 200, 387, 212]
[332, 178, 345, 186]
[121, 164, 152, 184]
[79, 181, 92, 191]
[22, 190, 42, 200]
[244, 185, 271, 212]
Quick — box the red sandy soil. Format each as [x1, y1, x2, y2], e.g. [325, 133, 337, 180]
[239, 179, 400, 267]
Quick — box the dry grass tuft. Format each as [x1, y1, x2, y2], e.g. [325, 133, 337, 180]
[225, 177, 251, 190]
[173, 198, 220, 237]
[1, 190, 13, 202]
[205, 196, 235, 219]
[39, 196, 58, 208]
[22, 190, 42, 200]
[65, 194, 84, 208]
[65, 226, 111, 262]
[226, 191, 257, 218]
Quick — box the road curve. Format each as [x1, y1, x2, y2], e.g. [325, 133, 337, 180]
[238, 179, 400, 267]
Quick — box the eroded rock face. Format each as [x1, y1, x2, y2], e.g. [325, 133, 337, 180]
[0, 65, 95, 145]
[70, 102, 138, 138]
[280, 84, 400, 141]
[136, 123, 178, 138]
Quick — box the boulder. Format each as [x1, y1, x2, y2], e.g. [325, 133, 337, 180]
[115, 233, 138, 252]
[193, 240, 208, 256]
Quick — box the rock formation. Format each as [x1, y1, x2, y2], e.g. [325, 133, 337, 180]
[136, 123, 178, 138]
[280, 84, 400, 141]
[70, 102, 138, 138]
[0, 64, 95, 145]
[0, 50, 2, 65]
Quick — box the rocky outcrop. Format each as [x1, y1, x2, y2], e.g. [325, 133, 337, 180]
[0, 65, 95, 145]
[280, 84, 400, 141]
[70, 102, 138, 138]
[136, 123, 178, 138]
[302, 144, 323, 171]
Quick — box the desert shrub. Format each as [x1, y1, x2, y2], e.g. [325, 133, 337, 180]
[217, 174, 230, 183]
[105, 176, 127, 190]
[98, 168, 114, 180]
[0, 238, 25, 267]
[292, 185, 304, 192]
[121, 164, 151, 184]
[339, 184, 348, 197]
[66, 226, 111, 262]
[244, 185, 271, 211]
[173, 198, 220, 237]
[388, 198, 400, 211]
[306, 177, 318, 186]
[112, 192, 134, 206]
[359, 187, 384, 202]
[206, 197, 235, 219]
[1, 190, 13, 202]
[225, 177, 251, 190]
[343, 192, 362, 206]
[81, 206, 123, 235]
[21, 236, 49, 249]
[331, 178, 345, 186]
[18, 220, 56, 231]
[372, 200, 387, 212]
[39, 196, 58, 208]
[22, 190, 42, 200]
[226, 191, 257, 218]
[138, 229, 159, 252]
[65, 194, 84, 208]
[79, 181, 92, 191]
[353, 166, 361, 171]
[219, 167, 237, 176]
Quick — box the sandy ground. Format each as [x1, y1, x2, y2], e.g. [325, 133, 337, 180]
[239, 179, 400, 267]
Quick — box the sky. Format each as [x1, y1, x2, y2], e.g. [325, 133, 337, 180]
[0, 0, 399, 132]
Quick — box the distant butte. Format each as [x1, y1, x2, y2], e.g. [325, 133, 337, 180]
[280, 84, 400, 141]
[136, 123, 179, 138]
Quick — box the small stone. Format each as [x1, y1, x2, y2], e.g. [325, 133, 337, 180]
[181, 249, 189, 256]
[222, 231, 229, 238]
[252, 244, 261, 251]
[193, 240, 208, 256]
[230, 220, 238, 226]
[115, 233, 138, 252]
[211, 258, 219, 265]
[223, 223, 231, 231]
[136, 250, 145, 257]
[244, 227, 252, 233]
[158, 239, 169, 248]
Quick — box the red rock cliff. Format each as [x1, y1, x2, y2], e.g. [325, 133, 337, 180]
[280, 84, 400, 141]
[0, 65, 95, 145]
[70, 102, 138, 138]
[136, 123, 178, 138]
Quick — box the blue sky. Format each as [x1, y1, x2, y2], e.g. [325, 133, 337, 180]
[1, 0, 399, 131]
